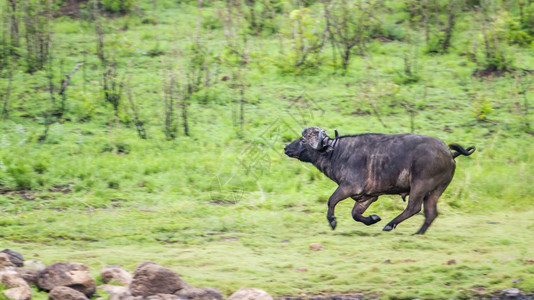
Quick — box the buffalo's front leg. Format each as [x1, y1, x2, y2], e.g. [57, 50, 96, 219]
[351, 196, 380, 225]
[326, 185, 352, 230]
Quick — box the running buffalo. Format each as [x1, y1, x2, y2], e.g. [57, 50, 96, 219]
[284, 127, 475, 234]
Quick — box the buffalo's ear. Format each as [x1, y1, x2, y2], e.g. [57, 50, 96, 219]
[302, 127, 324, 150]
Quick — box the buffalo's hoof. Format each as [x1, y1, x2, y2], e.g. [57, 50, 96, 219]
[329, 219, 337, 230]
[370, 215, 381, 224]
[382, 224, 395, 231]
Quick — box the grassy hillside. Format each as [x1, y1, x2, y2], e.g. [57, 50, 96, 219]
[0, 0, 533, 299]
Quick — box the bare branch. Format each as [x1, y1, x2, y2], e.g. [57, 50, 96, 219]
[1, 64, 14, 119]
[59, 63, 84, 96]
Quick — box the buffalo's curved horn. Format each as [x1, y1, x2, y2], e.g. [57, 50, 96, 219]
[331, 129, 339, 149]
[311, 129, 325, 150]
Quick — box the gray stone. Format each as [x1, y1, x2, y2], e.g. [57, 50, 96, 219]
[1, 250, 24, 267]
[49, 286, 89, 300]
[0, 253, 15, 269]
[228, 288, 273, 300]
[147, 294, 181, 300]
[23, 260, 46, 271]
[99, 284, 131, 300]
[176, 285, 224, 300]
[0, 269, 29, 289]
[129, 262, 186, 297]
[99, 284, 144, 300]
[500, 288, 521, 298]
[2, 286, 32, 300]
[101, 265, 133, 286]
[36, 262, 96, 297]
[14, 267, 39, 286]
[0, 269, 31, 300]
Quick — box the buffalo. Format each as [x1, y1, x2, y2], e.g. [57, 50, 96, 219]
[284, 127, 475, 234]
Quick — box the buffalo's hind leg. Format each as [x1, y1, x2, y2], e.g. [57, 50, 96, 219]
[415, 183, 449, 234]
[382, 186, 426, 232]
[351, 196, 381, 225]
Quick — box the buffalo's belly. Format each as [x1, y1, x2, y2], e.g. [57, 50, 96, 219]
[363, 183, 410, 197]
[343, 170, 411, 197]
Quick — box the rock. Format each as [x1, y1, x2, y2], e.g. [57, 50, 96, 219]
[23, 260, 46, 271]
[36, 262, 96, 298]
[309, 243, 323, 251]
[227, 288, 273, 300]
[98, 284, 134, 300]
[99, 284, 130, 294]
[101, 265, 133, 286]
[0, 269, 32, 300]
[2, 286, 32, 300]
[0, 253, 15, 269]
[500, 288, 521, 298]
[14, 268, 40, 286]
[0, 269, 30, 289]
[129, 262, 187, 297]
[120, 296, 143, 300]
[49, 286, 89, 300]
[175, 285, 224, 300]
[147, 294, 180, 300]
[1, 250, 24, 267]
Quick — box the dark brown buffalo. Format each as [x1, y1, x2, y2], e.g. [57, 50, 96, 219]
[284, 127, 475, 234]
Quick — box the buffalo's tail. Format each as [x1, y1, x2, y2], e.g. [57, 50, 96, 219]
[449, 143, 476, 159]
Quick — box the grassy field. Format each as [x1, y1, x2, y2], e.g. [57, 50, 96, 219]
[1, 0, 534, 299]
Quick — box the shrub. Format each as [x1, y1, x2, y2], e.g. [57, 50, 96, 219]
[33, 161, 48, 174]
[101, 142, 131, 154]
[475, 11, 516, 73]
[378, 21, 406, 41]
[7, 164, 34, 190]
[101, 0, 135, 14]
[473, 96, 494, 121]
[425, 32, 446, 54]
[274, 8, 326, 75]
[504, 4, 534, 47]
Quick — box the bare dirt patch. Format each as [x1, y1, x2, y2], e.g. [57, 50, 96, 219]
[0, 184, 72, 201]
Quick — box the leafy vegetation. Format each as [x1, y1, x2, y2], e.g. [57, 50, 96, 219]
[0, 0, 533, 299]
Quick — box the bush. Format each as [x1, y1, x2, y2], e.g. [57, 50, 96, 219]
[7, 164, 34, 190]
[274, 8, 326, 75]
[425, 32, 446, 54]
[475, 15, 515, 73]
[473, 96, 494, 121]
[505, 7, 534, 47]
[378, 21, 406, 41]
[101, 0, 135, 14]
[101, 142, 131, 154]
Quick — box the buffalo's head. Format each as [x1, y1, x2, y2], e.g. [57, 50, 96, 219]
[284, 127, 338, 162]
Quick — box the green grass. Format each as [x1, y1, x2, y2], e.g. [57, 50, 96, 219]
[1, 210, 534, 299]
[1, 0, 534, 299]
